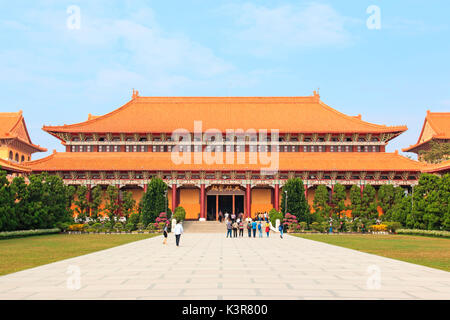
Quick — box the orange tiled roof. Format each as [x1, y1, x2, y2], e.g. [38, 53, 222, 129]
[403, 111, 450, 152]
[0, 111, 47, 152]
[43, 95, 407, 136]
[0, 158, 31, 173]
[423, 159, 450, 173]
[25, 151, 426, 172]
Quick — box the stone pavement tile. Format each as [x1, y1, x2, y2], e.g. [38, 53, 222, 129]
[333, 290, 416, 299]
[25, 290, 109, 299]
[405, 291, 450, 299]
[259, 289, 336, 297]
[183, 289, 257, 296]
[152, 282, 218, 289]
[0, 292, 36, 299]
[103, 289, 182, 298]
[222, 282, 290, 289]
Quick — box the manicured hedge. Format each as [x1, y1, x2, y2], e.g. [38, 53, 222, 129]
[396, 229, 450, 238]
[0, 228, 61, 240]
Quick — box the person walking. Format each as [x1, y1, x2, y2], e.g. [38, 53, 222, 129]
[258, 222, 263, 238]
[279, 223, 284, 239]
[218, 211, 223, 223]
[247, 220, 252, 237]
[163, 224, 168, 245]
[239, 220, 244, 237]
[252, 220, 257, 238]
[232, 220, 238, 238]
[265, 222, 270, 237]
[224, 212, 229, 222]
[226, 220, 232, 238]
[174, 221, 183, 247]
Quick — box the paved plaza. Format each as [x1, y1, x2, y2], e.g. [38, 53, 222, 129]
[0, 233, 449, 300]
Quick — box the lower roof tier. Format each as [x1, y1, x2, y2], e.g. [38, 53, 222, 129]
[25, 151, 427, 172]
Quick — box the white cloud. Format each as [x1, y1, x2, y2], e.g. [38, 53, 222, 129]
[221, 2, 353, 55]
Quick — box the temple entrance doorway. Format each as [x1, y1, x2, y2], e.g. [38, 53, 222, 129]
[206, 185, 245, 221]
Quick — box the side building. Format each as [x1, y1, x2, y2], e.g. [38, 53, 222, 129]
[25, 91, 426, 220]
[0, 111, 46, 176]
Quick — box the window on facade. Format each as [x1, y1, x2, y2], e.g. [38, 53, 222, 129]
[98, 145, 104, 152]
[133, 145, 137, 152]
[9, 151, 13, 160]
[113, 145, 119, 152]
[345, 146, 350, 152]
[364, 146, 369, 152]
[140, 146, 145, 152]
[106, 146, 110, 152]
[330, 146, 335, 152]
[21, 155, 24, 162]
[152, 146, 157, 152]
[303, 146, 308, 152]
[318, 146, 322, 152]
[357, 146, 361, 152]
[71, 146, 76, 152]
[86, 145, 91, 152]
[125, 146, 130, 152]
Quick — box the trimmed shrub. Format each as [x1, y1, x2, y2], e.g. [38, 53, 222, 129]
[269, 208, 283, 227]
[173, 206, 186, 223]
[384, 221, 402, 233]
[396, 229, 450, 238]
[0, 228, 60, 240]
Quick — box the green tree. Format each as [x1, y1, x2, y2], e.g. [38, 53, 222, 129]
[105, 185, 120, 222]
[361, 184, 378, 219]
[280, 178, 310, 224]
[331, 183, 347, 217]
[0, 170, 18, 231]
[74, 185, 89, 222]
[441, 174, 450, 231]
[313, 185, 331, 219]
[89, 185, 103, 221]
[407, 173, 439, 229]
[121, 190, 136, 220]
[349, 185, 362, 218]
[140, 178, 168, 226]
[173, 206, 186, 223]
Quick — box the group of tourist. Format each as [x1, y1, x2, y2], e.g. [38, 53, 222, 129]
[223, 211, 284, 239]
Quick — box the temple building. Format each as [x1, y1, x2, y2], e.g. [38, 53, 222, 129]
[403, 111, 450, 161]
[0, 111, 46, 175]
[25, 91, 427, 220]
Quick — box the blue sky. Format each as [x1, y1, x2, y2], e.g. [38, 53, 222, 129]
[1, 0, 449, 159]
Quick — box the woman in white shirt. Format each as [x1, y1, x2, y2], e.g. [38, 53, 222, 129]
[174, 221, 184, 247]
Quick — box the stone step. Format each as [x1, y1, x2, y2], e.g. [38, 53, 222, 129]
[182, 221, 227, 233]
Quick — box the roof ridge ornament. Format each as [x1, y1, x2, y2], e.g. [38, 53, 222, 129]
[313, 88, 320, 101]
[132, 88, 140, 99]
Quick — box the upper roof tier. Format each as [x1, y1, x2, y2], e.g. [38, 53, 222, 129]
[25, 151, 425, 172]
[43, 93, 407, 137]
[403, 111, 450, 152]
[0, 111, 47, 153]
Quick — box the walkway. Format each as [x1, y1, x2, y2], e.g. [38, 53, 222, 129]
[0, 233, 449, 299]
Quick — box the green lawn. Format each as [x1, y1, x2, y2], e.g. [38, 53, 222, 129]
[0, 233, 159, 276]
[291, 234, 450, 272]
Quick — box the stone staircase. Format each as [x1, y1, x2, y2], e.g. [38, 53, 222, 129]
[182, 221, 227, 233]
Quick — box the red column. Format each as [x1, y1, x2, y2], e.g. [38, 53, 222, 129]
[216, 195, 219, 220]
[246, 185, 251, 218]
[232, 194, 235, 215]
[86, 185, 91, 217]
[360, 184, 364, 198]
[200, 184, 205, 220]
[144, 184, 148, 192]
[116, 184, 121, 216]
[274, 184, 279, 211]
[304, 185, 308, 200]
[172, 184, 177, 212]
